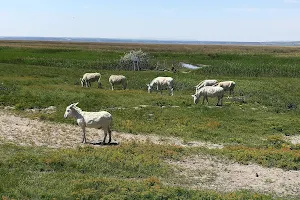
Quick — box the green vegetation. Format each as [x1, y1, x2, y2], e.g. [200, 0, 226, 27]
[1, 41, 300, 199]
[0, 143, 275, 199]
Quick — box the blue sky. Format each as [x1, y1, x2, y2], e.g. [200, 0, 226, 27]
[1, 0, 299, 41]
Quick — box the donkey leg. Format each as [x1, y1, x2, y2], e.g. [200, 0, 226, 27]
[103, 130, 107, 144]
[159, 85, 163, 95]
[170, 88, 174, 96]
[205, 96, 209, 105]
[108, 127, 112, 144]
[82, 127, 86, 143]
[216, 97, 220, 106]
[220, 96, 224, 106]
[217, 96, 223, 106]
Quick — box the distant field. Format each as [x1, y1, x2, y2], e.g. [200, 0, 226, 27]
[0, 40, 300, 199]
[1, 40, 300, 77]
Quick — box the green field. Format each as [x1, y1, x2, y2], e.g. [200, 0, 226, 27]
[0, 41, 300, 199]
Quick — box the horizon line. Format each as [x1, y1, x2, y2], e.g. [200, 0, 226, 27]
[0, 36, 299, 44]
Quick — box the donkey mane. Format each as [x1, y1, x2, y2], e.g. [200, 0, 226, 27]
[71, 104, 83, 113]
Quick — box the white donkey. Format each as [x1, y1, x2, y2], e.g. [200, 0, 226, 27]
[192, 86, 224, 106]
[80, 73, 102, 88]
[214, 81, 236, 96]
[147, 77, 174, 96]
[195, 79, 218, 92]
[64, 102, 113, 144]
[109, 75, 127, 90]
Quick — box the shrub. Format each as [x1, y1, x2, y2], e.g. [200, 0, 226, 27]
[119, 49, 152, 70]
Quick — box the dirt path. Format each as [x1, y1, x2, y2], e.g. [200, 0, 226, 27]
[0, 109, 300, 198]
[0, 109, 222, 149]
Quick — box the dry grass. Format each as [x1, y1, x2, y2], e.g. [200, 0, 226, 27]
[1, 40, 300, 55]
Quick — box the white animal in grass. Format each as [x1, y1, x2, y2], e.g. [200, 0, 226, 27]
[64, 102, 113, 144]
[214, 81, 236, 96]
[109, 75, 127, 90]
[80, 73, 102, 88]
[191, 86, 224, 106]
[147, 77, 174, 96]
[195, 79, 218, 92]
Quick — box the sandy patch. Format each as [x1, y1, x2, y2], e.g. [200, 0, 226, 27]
[168, 155, 300, 197]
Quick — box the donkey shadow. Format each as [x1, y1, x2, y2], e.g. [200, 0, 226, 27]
[87, 141, 120, 146]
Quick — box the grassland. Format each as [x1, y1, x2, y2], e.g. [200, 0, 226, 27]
[0, 40, 300, 199]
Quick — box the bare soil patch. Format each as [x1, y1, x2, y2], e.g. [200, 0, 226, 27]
[285, 135, 300, 145]
[0, 109, 299, 198]
[168, 155, 300, 198]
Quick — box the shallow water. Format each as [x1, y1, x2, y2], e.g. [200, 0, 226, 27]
[180, 63, 201, 69]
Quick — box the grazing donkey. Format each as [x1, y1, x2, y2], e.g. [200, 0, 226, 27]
[214, 81, 236, 96]
[109, 75, 127, 90]
[195, 79, 218, 92]
[147, 77, 174, 96]
[192, 86, 224, 106]
[80, 73, 102, 88]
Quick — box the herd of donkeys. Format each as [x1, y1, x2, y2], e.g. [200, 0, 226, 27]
[80, 72, 236, 106]
[63, 73, 236, 144]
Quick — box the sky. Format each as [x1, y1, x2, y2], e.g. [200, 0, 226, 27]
[0, 0, 300, 42]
